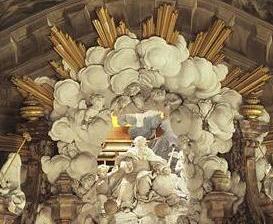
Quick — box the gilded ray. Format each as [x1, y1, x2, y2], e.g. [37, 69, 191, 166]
[142, 4, 179, 44]
[92, 7, 129, 48]
[189, 19, 232, 64]
[11, 76, 53, 110]
[222, 66, 271, 96]
[49, 26, 86, 73]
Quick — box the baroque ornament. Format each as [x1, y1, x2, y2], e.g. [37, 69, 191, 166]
[5, 2, 273, 224]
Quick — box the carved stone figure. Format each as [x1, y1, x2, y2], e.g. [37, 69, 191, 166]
[0, 153, 26, 215]
[111, 136, 181, 211]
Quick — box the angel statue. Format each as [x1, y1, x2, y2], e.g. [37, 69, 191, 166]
[113, 136, 181, 212]
[0, 153, 26, 215]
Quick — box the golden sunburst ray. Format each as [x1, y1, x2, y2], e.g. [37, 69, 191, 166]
[92, 7, 130, 48]
[142, 4, 179, 44]
[49, 26, 86, 76]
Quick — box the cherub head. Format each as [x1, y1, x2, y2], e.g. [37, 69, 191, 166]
[97, 164, 110, 179]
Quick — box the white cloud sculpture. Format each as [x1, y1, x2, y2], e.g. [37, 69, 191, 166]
[41, 31, 264, 224]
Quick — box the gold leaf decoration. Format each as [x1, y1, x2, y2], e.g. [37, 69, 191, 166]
[20, 96, 45, 121]
[240, 95, 264, 119]
[142, 4, 179, 44]
[222, 65, 271, 96]
[11, 76, 54, 110]
[92, 7, 129, 48]
[189, 19, 232, 64]
[49, 26, 86, 74]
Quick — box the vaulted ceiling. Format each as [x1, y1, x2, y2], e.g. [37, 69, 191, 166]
[0, 0, 273, 133]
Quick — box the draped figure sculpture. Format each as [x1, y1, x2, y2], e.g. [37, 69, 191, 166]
[112, 136, 181, 212]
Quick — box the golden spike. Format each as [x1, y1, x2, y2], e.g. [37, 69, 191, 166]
[105, 9, 118, 40]
[172, 31, 180, 44]
[41, 83, 54, 99]
[92, 20, 108, 47]
[224, 66, 271, 97]
[192, 32, 206, 56]
[227, 71, 250, 89]
[142, 17, 156, 38]
[117, 21, 128, 36]
[148, 17, 155, 37]
[53, 45, 79, 72]
[189, 19, 232, 64]
[211, 53, 225, 65]
[142, 4, 179, 44]
[238, 74, 270, 95]
[24, 77, 53, 101]
[97, 38, 105, 48]
[198, 20, 225, 57]
[96, 7, 114, 47]
[11, 76, 53, 108]
[222, 67, 241, 86]
[143, 23, 148, 38]
[156, 5, 163, 36]
[161, 5, 172, 38]
[243, 81, 266, 96]
[188, 42, 194, 55]
[206, 28, 232, 60]
[92, 7, 130, 48]
[231, 66, 266, 90]
[79, 43, 86, 57]
[49, 60, 70, 79]
[166, 10, 178, 42]
[49, 26, 86, 72]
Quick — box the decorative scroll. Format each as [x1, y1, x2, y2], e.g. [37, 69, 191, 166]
[188, 19, 232, 64]
[92, 7, 129, 48]
[49, 26, 86, 73]
[142, 4, 179, 44]
[11, 76, 53, 110]
[222, 65, 271, 96]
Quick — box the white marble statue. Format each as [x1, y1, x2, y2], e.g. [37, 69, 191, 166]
[109, 136, 182, 211]
[0, 153, 26, 215]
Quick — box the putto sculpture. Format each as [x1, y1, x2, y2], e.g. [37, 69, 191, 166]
[95, 136, 185, 223]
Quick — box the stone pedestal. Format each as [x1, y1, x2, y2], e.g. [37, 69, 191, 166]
[0, 196, 18, 224]
[49, 173, 79, 224]
[203, 192, 237, 224]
